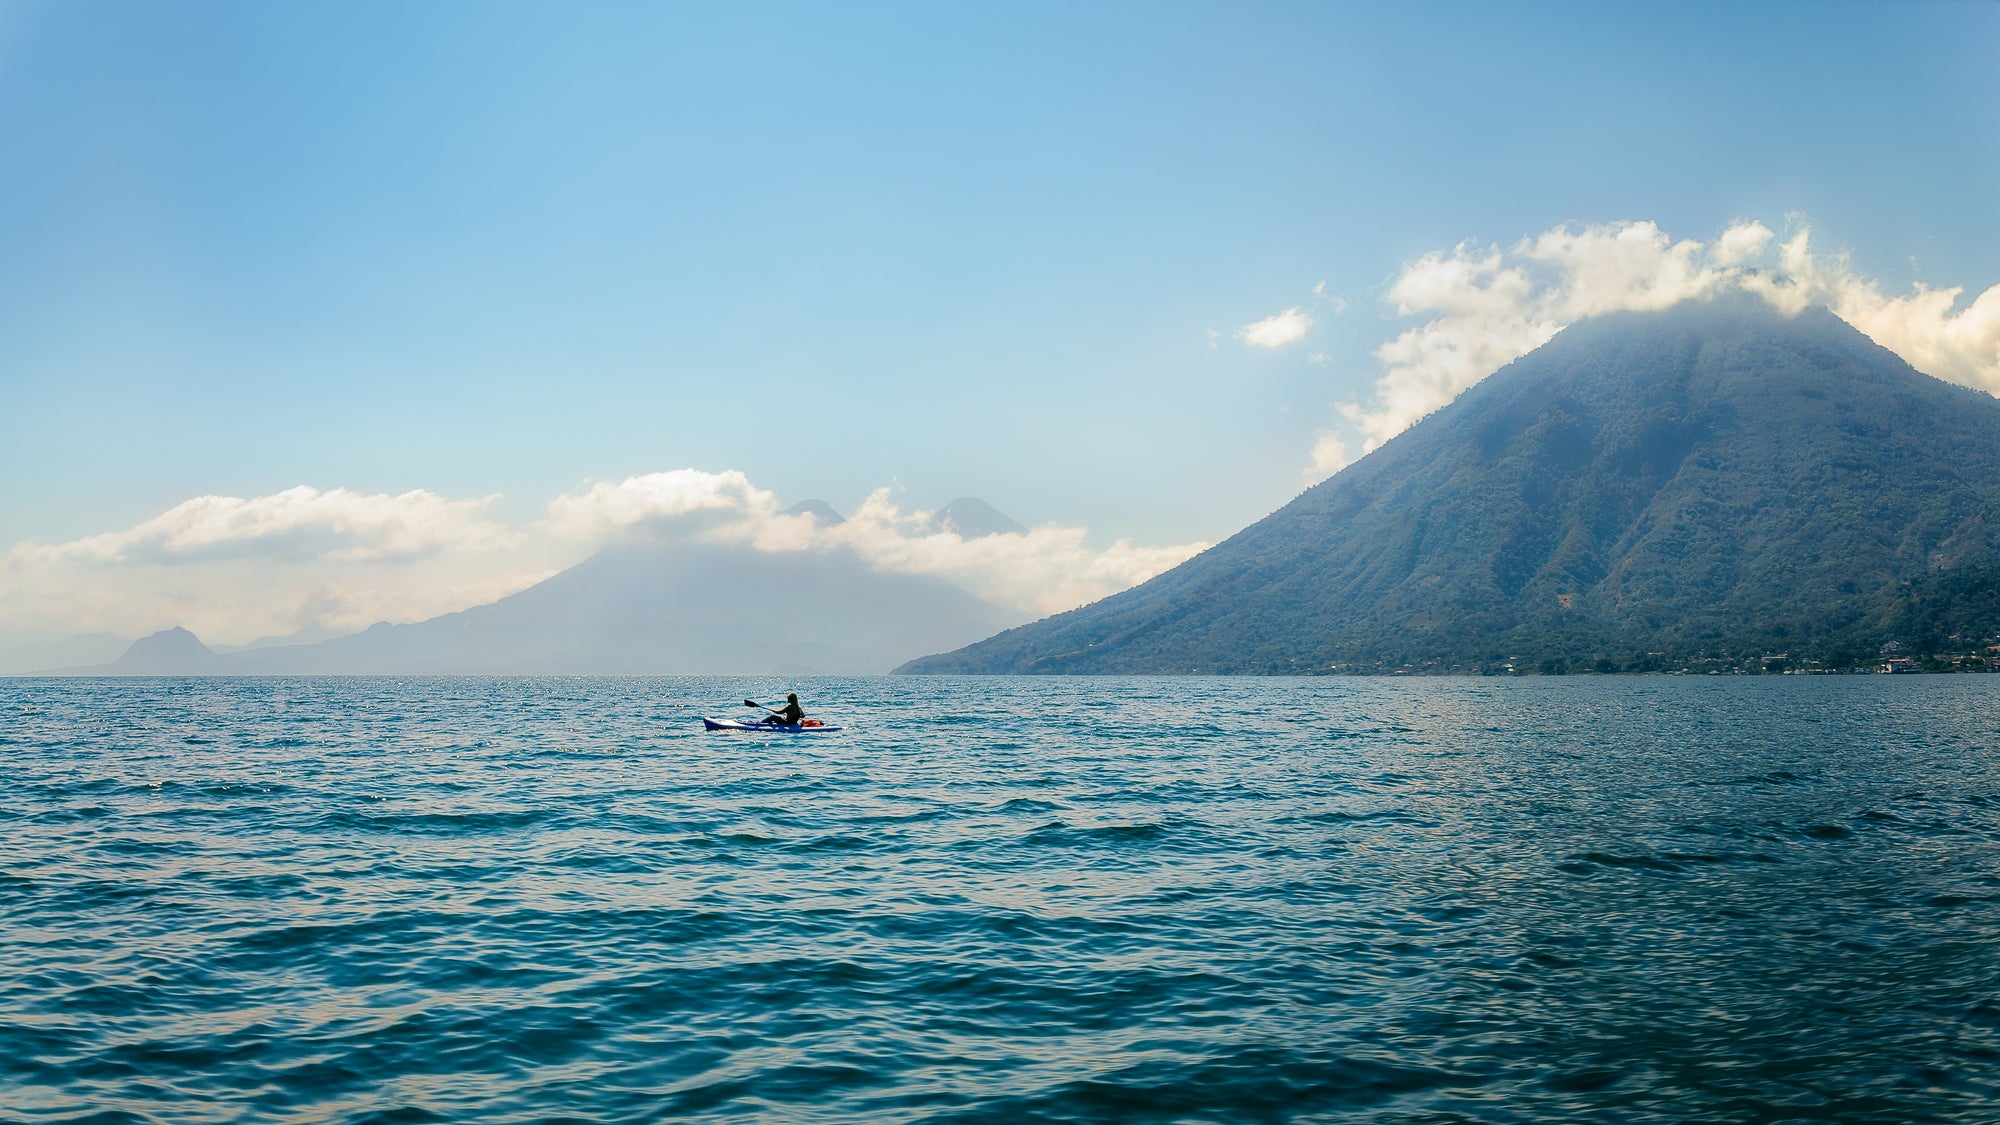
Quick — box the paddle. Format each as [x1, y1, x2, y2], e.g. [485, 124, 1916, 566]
[743, 699, 785, 718]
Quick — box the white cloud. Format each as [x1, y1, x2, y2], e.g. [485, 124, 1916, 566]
[1519, 220, 1725, 319]
[1740, 228, 2000, 392]
[1308, 431, 1351, 478]
[542, 468, 781, 540]
[810, 489, 1205, 616]
[1237, 306, 1314, 349]
[543, 473, 1208, 616]
[1321, 218, 2000, 474]
[20, 485, 517, 566]
[1714, 221, 1775, 266]
[0, 471, 1206, 655]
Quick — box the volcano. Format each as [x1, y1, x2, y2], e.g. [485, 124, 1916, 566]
[901, 300, 2000, 674]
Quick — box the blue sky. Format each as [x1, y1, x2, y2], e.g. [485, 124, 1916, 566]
[1, 1, 1997, 654]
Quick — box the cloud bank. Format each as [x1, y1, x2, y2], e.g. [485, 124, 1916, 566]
[1, 487, 557, 658]
[545, 472, 1206, 617]
[19, 486, 519, 566]
[0, 472, 1206, 661]
[1312, 218, 2000, 477]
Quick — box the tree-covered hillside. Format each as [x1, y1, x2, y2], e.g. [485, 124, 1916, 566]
[900, 300, 2000, 674]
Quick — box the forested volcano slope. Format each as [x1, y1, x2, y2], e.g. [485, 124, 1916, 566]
[901, 301, 2000, 673]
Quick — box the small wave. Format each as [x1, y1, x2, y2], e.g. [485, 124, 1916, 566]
[683, 830, 782, 847]
[29, 804, 115, 824]
[1278, 807, 1407, 825]
[994, 797, 1066, 814]
[1540, 1067, 1625, 1093]
[849, 806, 954, 827]
[314, 808, 550, 836]
[1560, 852, 1688, 874]
[1700, 769, 1814, 787]
[1021, 820, 1173, 849]
[967, 1047, 1475, 1121]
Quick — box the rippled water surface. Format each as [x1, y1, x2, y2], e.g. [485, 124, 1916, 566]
[4, 675, 1999, 1123]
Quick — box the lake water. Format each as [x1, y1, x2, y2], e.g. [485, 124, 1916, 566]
[3, 675, 1998, 1123]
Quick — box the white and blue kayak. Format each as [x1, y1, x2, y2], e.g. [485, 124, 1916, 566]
[702, 716, 843, 733]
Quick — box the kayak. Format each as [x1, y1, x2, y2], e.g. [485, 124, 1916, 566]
[702, 717, 843, 733]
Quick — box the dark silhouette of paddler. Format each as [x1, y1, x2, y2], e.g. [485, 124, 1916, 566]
[761, 692, 806, 725]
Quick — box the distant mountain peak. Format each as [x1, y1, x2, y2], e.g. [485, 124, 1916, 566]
[782, 499, 846, 526]
[924, 498, 1026, 538]
[109, 627, 222, 675]
[129, 626, 207, 651]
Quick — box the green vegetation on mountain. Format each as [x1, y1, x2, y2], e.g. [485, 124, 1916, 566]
[900, 300, 2000, 674]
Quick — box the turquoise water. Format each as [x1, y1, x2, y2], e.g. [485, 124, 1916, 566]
[3, 675, 1998, 1123]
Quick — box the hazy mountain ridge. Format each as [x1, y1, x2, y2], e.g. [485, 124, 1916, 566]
[779, 499, 846, 526]
[900, 301, 2000, 674]
[923, 498, 1028, 538]
[34, 507, 1030, 675]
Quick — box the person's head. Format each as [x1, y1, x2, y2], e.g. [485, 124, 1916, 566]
[787, 692, 799, 703]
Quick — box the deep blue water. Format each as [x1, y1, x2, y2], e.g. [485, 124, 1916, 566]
[3, 675, 1998, 1124]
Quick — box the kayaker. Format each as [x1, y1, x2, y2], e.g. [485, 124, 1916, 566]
[762, 692, 806, 725]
